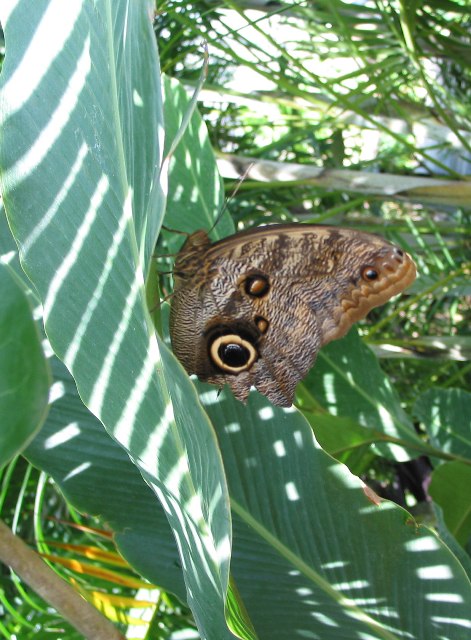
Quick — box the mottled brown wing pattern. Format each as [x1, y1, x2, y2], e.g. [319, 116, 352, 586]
[169, 224, 416, 407]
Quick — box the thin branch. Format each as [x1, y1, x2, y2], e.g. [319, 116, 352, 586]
[0, 520, 124, 640]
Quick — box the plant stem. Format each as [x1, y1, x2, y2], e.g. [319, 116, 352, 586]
[0, 520, 124, 640]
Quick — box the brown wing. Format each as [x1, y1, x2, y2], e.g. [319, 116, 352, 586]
[170, 225, 416, 407]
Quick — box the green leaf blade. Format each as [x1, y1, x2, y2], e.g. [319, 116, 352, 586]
[430, 461, 471, 547]
[302, 329, 422, 460]
[0, 263, 50, 467]
[201, 386, 471, 639]
[414, 388, 471, 460]
[0, 3, 233, 638]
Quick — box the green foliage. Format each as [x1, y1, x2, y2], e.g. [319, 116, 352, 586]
[0, 264, 50, 468]
[0, 1, 470, 639]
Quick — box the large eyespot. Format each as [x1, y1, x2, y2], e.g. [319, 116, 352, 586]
[209, 334, 258, 373]
[242, 274, 270, 298]
[361, 267, 378, 281]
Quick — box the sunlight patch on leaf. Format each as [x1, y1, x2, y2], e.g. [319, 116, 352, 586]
[431, 617, 471, 629]
[216, 534, 231, 567]
[223, 422, 241, 434]
[197, 388, 221, 405]
[365, 608, 400, 621]
[350, 598, 382, 606]
[258, 406, 274, 420]
[186, 495, 209, 529]
[1, 38, 90, 188]
[417, 566, 453, 580]
[132, 89, 143, 107]
[23, 145, 88, 255]
[44, 423, 81, 450]
[0, 0, 82, 116]
[377, 404, 397, 437]
[293, 430, 305, 448]
[132, 397, 174, 469]
[404, 537, 440, 552]
[165, 457, 193, 504]
[0, 250, 16, 263]
[44, 175, 108, 320]
[327, 462, 361, 488]
[282, 405, 297, 414]
[208, 484, 226, 519]
[48, 380, 66, 403]
[64, 190, 134, 368]
[322, 561, 348, 570]
[64, 461, 92, 481]
[273, 440, 286, 457]
[333, 580, 370, 592]
[323, 372, 337, 411]
[425, 593, 464, 603]
[310, 612, 338, 627]
[285, 481, 300, 501]
[88, 274, 143, 416]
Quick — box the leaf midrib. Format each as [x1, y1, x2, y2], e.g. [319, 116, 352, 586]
[230, 497, 404, 640]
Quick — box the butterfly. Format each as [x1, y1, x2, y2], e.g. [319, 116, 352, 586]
[170, 224, 416, 406]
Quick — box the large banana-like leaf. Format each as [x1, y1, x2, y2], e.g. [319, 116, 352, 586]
[162, 75, 235, 242]
[0, 2, 234, 638]
[302, 329, 423, 460]
[25, 356, 187, 600]
[2, 2, 470, 639]
[25, 354, 471, 639]
[202, 385, 471, 639]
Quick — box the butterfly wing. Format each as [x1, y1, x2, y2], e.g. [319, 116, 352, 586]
[170, 225, 416, 406]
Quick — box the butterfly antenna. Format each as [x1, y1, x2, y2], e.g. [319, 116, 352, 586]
[153, 227, 192, 264]
[205, 164, 255, 319]
[209, 161, 254, 235]
[160, 224, 191, 238]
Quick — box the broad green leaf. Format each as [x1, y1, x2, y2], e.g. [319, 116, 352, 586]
[25, 307, 471, 638]
[414, 388, 471, 461]
[0, 263, 50, 467]
[25, 356, 187, 601]
[430, 461, 471, 548]
[302, 412, 380, 472]
[201, 385, 471, 639]
[303, 410, 438, 475]
[304, 412, 388, 455]
[300, 329, 422, 461]
[0, 3, 234, 638]
[1, 202, 19, 260]
[433, 503, 471, 582]
[162, 75, 234, 243]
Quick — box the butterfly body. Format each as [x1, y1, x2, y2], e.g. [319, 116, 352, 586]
[170, 224, 416, 406]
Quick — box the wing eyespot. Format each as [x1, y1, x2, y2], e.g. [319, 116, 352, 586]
[255, 316, 269, 334]
[209, 334, 258, 373]
[361, 267, 379, 281]
[242, 274, 270, 298]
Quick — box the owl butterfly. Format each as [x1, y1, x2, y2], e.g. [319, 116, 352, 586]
[169, 224, 416, 407]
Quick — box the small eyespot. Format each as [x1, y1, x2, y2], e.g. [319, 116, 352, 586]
[243, 275, 270, 298]
[255, 316, 269, 334]
[209, 334, 258, 373]
[396, 249, 404, 257]
[362, 267, 379, 281]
